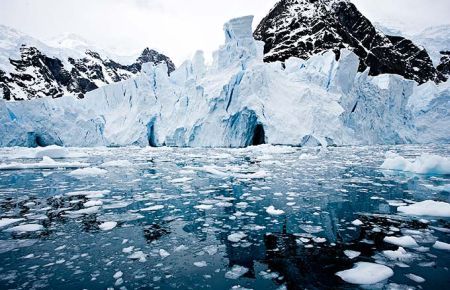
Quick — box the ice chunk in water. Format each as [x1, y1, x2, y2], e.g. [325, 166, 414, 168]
[100, 160, 133, 168]
[343, 250, 361, 259]
[113, 271, 123, 279]
[99, 222, 117, 231]
[33, 145, 69, 159]
[141, 205, 164, 211]
[128, 251, 147, 262]
[397, 200, 450, 217]
[384, 236, 419, 248]
[336, 262, 393, 285]
[225, 265, 249, 279]
[351, 219, 363, 226]
[0, 218, 25, 228]
[383, 247, 415, 262]
[4, 224, 44, 233]
[266, 205, 285, 216]
[69, 167, 108, 176]
[0, 156, 89, 170]
[433, 241, 450, 251]
[405, 273, 425, 283]
[228, 232, 247, 243]
[159, 249, 170, 259]
[193, 261, 207, 267]
[381, 152, 450, 175]
[68, 206, 101, 216]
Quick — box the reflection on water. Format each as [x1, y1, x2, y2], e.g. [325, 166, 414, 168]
[0, 145, 449, 289]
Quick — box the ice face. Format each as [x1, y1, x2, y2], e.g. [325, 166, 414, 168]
[224, 16, 254, 42]
[0, 17, 449, 148]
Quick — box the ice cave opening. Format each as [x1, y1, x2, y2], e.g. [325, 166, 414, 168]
[27, 132, 61, 147]
[252, 124, 266, 146]
[147, 120, 157, 147]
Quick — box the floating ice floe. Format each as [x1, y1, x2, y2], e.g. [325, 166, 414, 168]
[140, 205, 164, 212]
[193, 261, 207, 267]
[351, 219, 363, 226]
[68, 206, 101, 216]
[433, 241, 450, 251]
[204, 245, 218, 255]
[34, 145, 70, 159]
[5, 145, 88, 159]
[99, 221, 117, 231]
[0, 156, 89, 170]
[299, 153, 318, 160]
[336, 262, 394, 285]
[69, 167, 108, 176]
[397, 200, 450, 217]
[381, 152, 450, 175]
[194, 204, 214, 210]
[405, 273, 425, 283]
[4, 224, 44, 233]
[423, 184, 450, 192]
[189, 165, 268, 179]
[225, 265, 249, 279]
[170, 177, 193, 184]
[383, 247, 415, 262]
[174, 245, 189, 252]
[0, 218, 25, 228]
[128, 251, 147, 262]
[113, 271, 123, 279]
[227, 232, 247, 243]
[84, 200, 103, 207]
[266, 205, 285, 216]
[343, 250, 361, 259]
[159, 249, 170, 259]
[0, 239, 38, 254]
[100, 160, 133, 168]
[384, 236, 419, 248]
[65, 190, 110, 198]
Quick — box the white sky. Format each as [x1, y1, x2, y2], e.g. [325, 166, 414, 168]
[0, 0, 449, 65]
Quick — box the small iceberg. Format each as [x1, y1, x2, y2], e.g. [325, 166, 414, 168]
[336, 262, 393, 285]
[69, 167, 108, 176]
[381, 152, 450, 175]
[397, 200, 450, 217]
[0, 156, 89, 170]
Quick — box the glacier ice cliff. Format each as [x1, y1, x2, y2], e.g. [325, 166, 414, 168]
[0, 16, 449, 148]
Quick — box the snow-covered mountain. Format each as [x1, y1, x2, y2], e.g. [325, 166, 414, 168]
[0, 25, 175, 100]
[1, 16, 448, 148]
[253, 0, 445, 84]
[437, 51, 450, 79]
[409, 25, 450, 66]
[374, 23, 450, 80]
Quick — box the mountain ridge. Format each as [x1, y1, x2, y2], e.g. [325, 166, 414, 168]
[0, 25, 175, 100]
[254, 0, 446, 84]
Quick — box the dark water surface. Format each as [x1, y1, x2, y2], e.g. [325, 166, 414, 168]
[0, 145, 449, 290]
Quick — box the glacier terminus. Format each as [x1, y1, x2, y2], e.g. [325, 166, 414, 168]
[1, 16, 448, 148]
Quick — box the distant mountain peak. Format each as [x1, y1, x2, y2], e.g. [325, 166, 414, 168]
[135, 47, 176, 73]
[0, 27, 176, 100]
[254, 0, 445, 84]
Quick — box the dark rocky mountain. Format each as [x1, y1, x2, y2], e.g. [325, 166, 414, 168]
[254, 0, 446, 84]
[437, 51, 450, 78]
[0, 45, 175, 101]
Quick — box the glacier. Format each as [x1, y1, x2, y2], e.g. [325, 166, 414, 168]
[0, 16, 449, 148]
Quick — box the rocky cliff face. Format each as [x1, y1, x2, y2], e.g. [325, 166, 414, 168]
[254, 0, 445, 84]
[437, 51, 450, 78]
[0, 26, 175, 101]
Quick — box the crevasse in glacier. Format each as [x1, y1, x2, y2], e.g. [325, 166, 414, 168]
[0, 16, 448, 147]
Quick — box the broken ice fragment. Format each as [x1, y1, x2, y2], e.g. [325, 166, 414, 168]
[266, 205, 284, 216]
[336, 262, 393, 285]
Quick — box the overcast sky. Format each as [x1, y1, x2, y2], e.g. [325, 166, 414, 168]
[0, 0, 449, 65]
